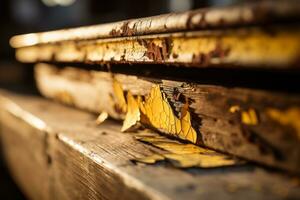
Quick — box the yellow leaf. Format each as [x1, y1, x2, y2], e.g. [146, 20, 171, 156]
[153, 142, 215, 155]
[121, 92, 140, 132]
[134, 154, 165, 164]
[242, 108, 258, 125]
[112, 79, 127, 114]
[139, 85, 198, 143]
[229, 105, 240, 113]
[133, 131, 242, 168]
[179, 103, 197, 144]
[96, 112, 108, 125]
[114, 83, 198, 143]
[163, 153, 238, 168]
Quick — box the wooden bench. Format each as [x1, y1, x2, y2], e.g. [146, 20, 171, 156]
[1, 90, 300, 200]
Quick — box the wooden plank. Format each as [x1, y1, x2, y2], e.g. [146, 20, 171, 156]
[0, 96, 51, 200]
[35, 63, 300, 174]
[1, 90, 300, 200]
[9, 0, 300, 48]
[15, 27, 300, 69]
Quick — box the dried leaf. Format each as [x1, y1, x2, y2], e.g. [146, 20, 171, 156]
[163, 153, 238, 168]
[112, 79, 127, 114]
[96, 112, 108, 125]
[133, 131, 242, 168]
[138, 85, 197, 143]
[121, 92, 140, 131]
[135, 135, 173, 144]
[242, 108, 258, 125]
[153, 142, 215, 155]
[229, 105, 240, 113]
[134, 154, 165, 164]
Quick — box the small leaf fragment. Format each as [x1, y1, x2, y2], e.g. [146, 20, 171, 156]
[242, 108, 258, 125]
[163, 153, 238, 168]
[229, 105, 240, 113]
[133, 131, 243, 168]
[153, 142, 215, 155]
[96, 112, 108, 125]
[112, 79, 127, 114]
[134, 154, 165, 164]
[121, 92, 140, 132]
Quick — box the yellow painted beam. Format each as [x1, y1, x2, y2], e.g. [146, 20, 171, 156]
[16, 28, 300, 69]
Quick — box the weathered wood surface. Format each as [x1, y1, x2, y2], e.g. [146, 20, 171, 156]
[15, 27, 300, 69]
[35, 63, 300, 174]
[1, 90, 300, 200]
[10, 0, 300, 48]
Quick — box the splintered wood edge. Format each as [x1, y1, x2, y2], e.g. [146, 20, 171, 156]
[15, 27, 300, 69]
[34, 63, 300, 174]
[10, 0, 300, 48]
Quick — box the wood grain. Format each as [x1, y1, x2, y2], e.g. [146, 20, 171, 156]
[1, 90, 300, 200]
[35, 63, 300, 174]
[1, 91, 300, 199]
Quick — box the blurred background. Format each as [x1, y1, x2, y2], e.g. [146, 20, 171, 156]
[0, 0, 242, 199]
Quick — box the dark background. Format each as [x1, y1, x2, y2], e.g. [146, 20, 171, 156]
[0, 0, 241, 199]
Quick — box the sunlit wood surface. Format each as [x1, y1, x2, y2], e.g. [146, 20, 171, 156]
[0, 90, 300, 200]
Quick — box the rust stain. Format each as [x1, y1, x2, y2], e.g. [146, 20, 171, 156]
[120, 21, 135, 36]
[192, 53, 209, 66]
[172, 53, 178, 58]
[186, 11, 206, 29]
[139, 38, 172, 62]
[110, 21, 135, 37]
[16, 29, 300, 68]
[10, 1, 300, 48]
[145, 41, 163, 61]
[192, 41, 230, 65]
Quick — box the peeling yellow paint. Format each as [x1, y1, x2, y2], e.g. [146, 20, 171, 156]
[267, 107, 300, 139]
[242, 108, 258, 125]
[15, 29, 300, 69]
[112, 79, 127, 114]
